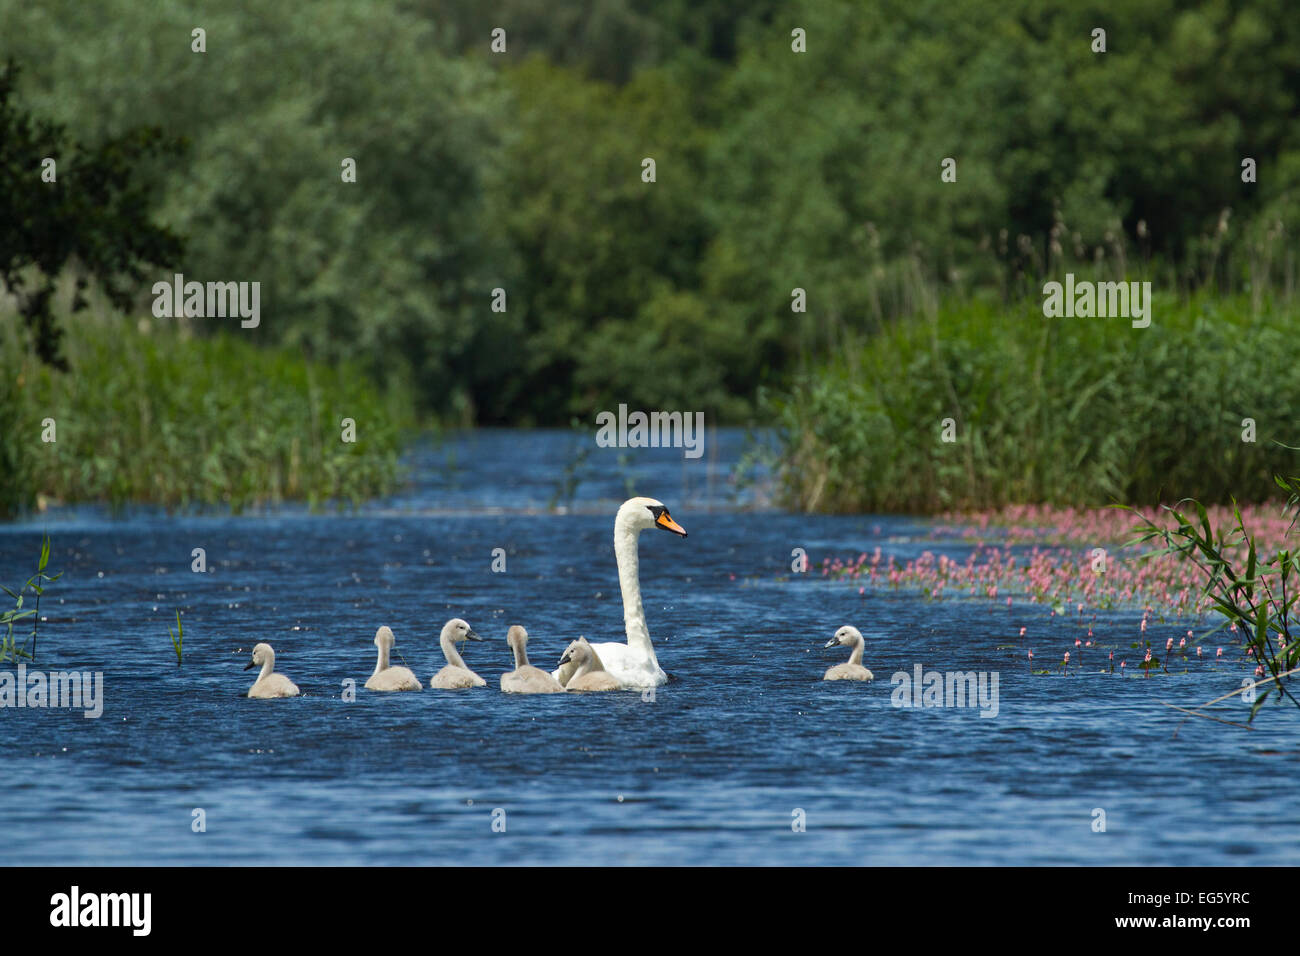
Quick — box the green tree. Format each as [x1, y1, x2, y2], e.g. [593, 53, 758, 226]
[0, 59, 183, 369]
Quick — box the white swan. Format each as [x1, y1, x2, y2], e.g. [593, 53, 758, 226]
[500, 625, 563, 694]
[430, 618, 487, 689]
[557, 637, 622, 692]
[822, 626, 874, 681]
[365, 626, 422, 692]
[244, 643, 300, 698]
[551, 496, 686, 688]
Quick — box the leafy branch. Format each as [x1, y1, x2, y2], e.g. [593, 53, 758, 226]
[1125, 491, 1299, 722]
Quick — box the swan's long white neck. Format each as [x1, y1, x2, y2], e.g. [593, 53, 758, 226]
[258, 653, 274, 682]
[373, 641, 391, 677]
[615, 517, 659, 668]
[441, 633, 469, 670]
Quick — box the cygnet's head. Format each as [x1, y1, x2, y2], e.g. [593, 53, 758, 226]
[440, 618, 481, 644]
[557, 637, 591, 667]
[825, 625, 863, 649]
[617, 497, 687, 538]
[506, 625, 528, 652]
[244, 642, 274, 670]
[374, 626, 396, 649]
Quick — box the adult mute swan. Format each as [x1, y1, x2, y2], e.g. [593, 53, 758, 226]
[430, 618, 487, 689]
[823, 626, 874, 681]
[243, 643, 300, 698]
[557, 637, 622, 692]
[365, 626, 422, 691]
[500, 625, 563, 694]
[551, 496, 686, 689]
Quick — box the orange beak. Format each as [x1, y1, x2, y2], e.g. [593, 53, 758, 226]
[655, 510, 687, 537]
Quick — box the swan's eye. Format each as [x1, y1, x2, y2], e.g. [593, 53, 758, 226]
[647, 505, 663, 518]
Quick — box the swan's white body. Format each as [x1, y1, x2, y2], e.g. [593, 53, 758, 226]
[245, 643, 300, 698]
[365, 626, 422, 691]
[501, 626, 563, 694]
[823, 626, 874, 681]
[430, 618, 487, 689]
[551, 497, 686, 689]
[559, 638, 622, 692]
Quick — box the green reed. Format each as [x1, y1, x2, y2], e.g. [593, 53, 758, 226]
[1, 533, 61, 663]
[2, 313, 415, 516]
[772, 295, 1300, 514]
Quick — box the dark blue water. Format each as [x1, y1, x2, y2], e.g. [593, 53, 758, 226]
[1, 429, 1296, 865]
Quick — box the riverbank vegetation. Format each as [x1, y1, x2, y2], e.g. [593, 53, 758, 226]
[2, 0, 1298, 513]
[770, 296, 1300, 513]
[1, 313, 411, 516]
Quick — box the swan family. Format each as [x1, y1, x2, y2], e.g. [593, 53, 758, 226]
[549, 497, 686, 688]
[243, 495, 875, 698]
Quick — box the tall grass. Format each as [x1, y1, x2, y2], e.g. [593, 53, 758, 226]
[2, 313, 414, 515]
[1128, 486, 1300, 723]
[0, 533, 60, 663]
[771, 296, 1300, 513]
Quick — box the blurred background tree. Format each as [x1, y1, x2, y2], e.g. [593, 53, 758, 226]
[0, 59, 183, 369]
[3, 0, 1297, 431]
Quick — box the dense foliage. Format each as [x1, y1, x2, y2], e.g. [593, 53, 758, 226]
[771, 297, 1300, 512]
[0, 59, 183, 369]
[1, 314, 410, 516]
[4, 0, 1297, 429]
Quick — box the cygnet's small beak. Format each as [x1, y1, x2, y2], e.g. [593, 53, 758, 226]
[558, 652, 573, 666]
[823, 637, 840, 649]
[243, 660, 258, 670]
[465, 629, 483, 642]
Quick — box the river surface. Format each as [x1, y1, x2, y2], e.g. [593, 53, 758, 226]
[1, 429, 1296, 865]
